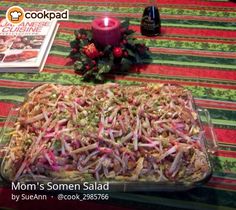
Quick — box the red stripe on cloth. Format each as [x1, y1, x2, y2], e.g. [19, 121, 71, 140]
[146, 37, 236, 44]
[131, 65, 236, 81]
[162, 27, 236, 39]
[210, 177, 236, 184]
[111, 75, 236, 89]
[214, 128, 236, 144]
[160, 15, 236, 22]
[0, 3, 146, 10]
[65, 11, 236, 22]
[216, 150, 236, 158]
[46, 56, 74, 66]
[157, 0, 236, 7]
[42, 68, 74, 74]
[0, 80, 41, 88]
[59, 22, 92, 30]
[10, 0, 236, 7]
[46, 57, 236, 82]
[59, 22, 236, 39]
[0, 122, 6, 127]
[60, 28, 236, 44]
[0, 102, 14, 117]
[13, 0, 149, 4]
[150, 48, 236, 59]
[195, 100, 236, 111]
[53, 40, 70, 46]
[59, 27, 236, 44]
[206, 183, 236, 191]
[42, 69, 236, 89]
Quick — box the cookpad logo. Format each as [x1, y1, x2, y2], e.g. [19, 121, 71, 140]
[6, 6, 69, 25]
[6, 6, 25, 25]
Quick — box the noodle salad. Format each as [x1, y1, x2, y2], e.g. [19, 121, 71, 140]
[1, 83, 210, 182]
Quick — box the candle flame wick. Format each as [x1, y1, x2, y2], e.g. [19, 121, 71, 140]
[104, 17, 109, 27]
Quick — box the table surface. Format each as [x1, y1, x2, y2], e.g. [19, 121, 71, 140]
[0, 0, 236, 210]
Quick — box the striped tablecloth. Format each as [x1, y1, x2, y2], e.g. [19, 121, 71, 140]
[0, 0, 236, 210]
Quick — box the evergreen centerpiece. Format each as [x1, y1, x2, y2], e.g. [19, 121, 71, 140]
[69, 21, 150, 81]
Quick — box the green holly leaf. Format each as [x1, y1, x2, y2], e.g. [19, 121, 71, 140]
[79, 29, 88, 34]
[71, 52, 81, 60]
[127, 40, 133, 46]
[83, 69, 93, 78]
[121, 18, 129, 30]
[108, 54, 114, 65]
[98, 63, 111, 74]
[133, 39, 142, 45]
[95, 73, 103, 81]
[86, 31, 93, 40]
[126, 49, 135, 58]
[120, 58, 132, 71]
[125, 29, 135, 35]
[103, 45, 112, 54]
[74, 61, 83, 71]
[142, 50, 152, 58]
[80, 53, 88, 62]
[74, 30, 79, 37]
[135, 53, 142, 63]
[121, 57, 132, 65]
[70, 40, 78, 48]
[127, 38, 136, 46]
[80, 39, 89, 46]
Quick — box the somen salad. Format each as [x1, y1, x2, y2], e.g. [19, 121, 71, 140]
[1, 83, 210, 182]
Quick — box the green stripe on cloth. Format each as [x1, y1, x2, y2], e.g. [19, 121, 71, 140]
[207, 109, 236, 122]
[50, 45, 236, 70]
[48, 50, 236, 71]
[211, 119, 236, 127]
[0, 87, 29, 96]
[219, 145, 236, 152]
[43, 63, 236, 85]
[58, 27, 236, 42]
[213, 156, 236, 173]
[112, 72, 236, 85]
[214, 171, 236, 179]
[61, 17, 236, 31]
[67, 15, 236, 29]
[47, 68, 236, 85]
[0, 73, 86, 85]
[0, 95, 24, 102]
[2, 12, 236, 31]
[187, 87, 236, 102]
[49, 54, 236, 70]
[0, 2, 145, 13]
[212, 124, 236, 130]
[0, 117, 6, 122]
[2, 2, 236, 18]
[141, 57, 236, 70]
[161, 23, 236, 30]
[56, 33, 236, 53]
[160, 8, 236, 18]
[0, 73, 235, 101]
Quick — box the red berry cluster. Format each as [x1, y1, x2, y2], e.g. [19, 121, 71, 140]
[113, 47, 123, 58]
[76, 34, 87, 40]
[70, 28, 150, 81]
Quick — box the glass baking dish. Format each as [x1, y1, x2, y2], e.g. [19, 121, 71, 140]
[0, 83, 218, 191]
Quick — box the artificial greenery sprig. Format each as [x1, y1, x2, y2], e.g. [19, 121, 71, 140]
[69, 20, 151, 81]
